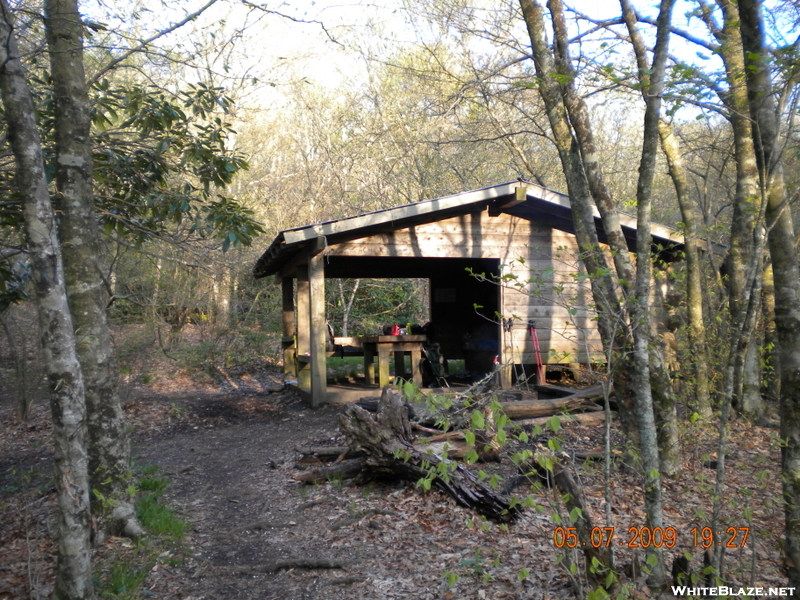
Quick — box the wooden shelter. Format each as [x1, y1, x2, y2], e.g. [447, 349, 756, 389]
[253, 180, 684, 406]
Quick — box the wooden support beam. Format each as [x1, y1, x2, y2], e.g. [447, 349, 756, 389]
[308, 251, 327, 408]
[296, 265, 311, 392]
[488, 185, 527, 217]
[281, 276, 296, 377]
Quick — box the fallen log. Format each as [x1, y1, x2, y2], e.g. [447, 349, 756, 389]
[336, 387, 521, 522]
[295, 446, 351, 459]
[499, 397, 601, 420]
[293, 458, 367, 483]
[514, 410, 608, 428]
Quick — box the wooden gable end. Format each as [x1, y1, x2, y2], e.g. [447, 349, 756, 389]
[325, 210, 605, 365]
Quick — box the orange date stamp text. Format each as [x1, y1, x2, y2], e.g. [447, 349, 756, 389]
[552, 526, 750, 549]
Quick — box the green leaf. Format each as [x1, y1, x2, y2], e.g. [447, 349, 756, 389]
[569, 506, 582, 523]
[547, 415, 562, 432]
[471, 410, 485, 430]
[464, 430, 476, 446]
[587, 587, 610, 600]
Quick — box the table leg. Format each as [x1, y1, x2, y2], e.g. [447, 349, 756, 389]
[411, 348, 422, 387]
[364, 346, 375, 385]
[378, 349, 391, 388]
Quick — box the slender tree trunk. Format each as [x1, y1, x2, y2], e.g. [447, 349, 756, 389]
[706, 0, 763, 417]
[213, 266, 232, 327]
[518, 0, 636, 446]
[552, 0, 682, 480]
[657, 120, 713, 417]
[0, 2, 94, 597]
[517, 0, 673, 584]
[548, 0, 636, 285]
[0, 311, 31, 420]
[45, 0, 142, 539]
[338, 279, 360, 337]
[701, 0, 768, 574]
[740, 331, 764, 418]
[619, 0, 681, 486]
[739, 0, 800, 585]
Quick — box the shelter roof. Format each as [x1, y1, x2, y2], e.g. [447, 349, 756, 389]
[253, 180, 685, 278]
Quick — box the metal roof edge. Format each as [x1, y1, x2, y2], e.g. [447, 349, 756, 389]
[282, 181, 524, 245]
[253, 180, 691, 278]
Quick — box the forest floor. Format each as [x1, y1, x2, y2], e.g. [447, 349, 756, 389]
[0, 326, 789, 600]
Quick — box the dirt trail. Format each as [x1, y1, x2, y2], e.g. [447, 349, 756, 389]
[123, 377, 575, 600]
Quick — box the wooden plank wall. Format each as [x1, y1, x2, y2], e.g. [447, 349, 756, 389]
[327, 209, 672, 366]
[328, 210, 606, 365]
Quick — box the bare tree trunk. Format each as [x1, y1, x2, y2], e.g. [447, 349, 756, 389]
[549, 0, 635, 291]
[657, 121, 713, 418]
[213, 267, 232, 327]
[620, 0, 681, 484]
[45, 0, 142, 539]
[740, 334, 764, 418]
[518, 0, 649, 584]
[704, 0, 763, 418]
[517, 0, 637, 448]
[701, 0, 768, 574]
[0, 2, 94, 597]
[553, 0, 682, 481]
[0, 311, 30, 420]
[739, 0, 800, 585]
[338, 279, 360, 337]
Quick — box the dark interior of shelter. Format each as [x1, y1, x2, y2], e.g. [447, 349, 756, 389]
[324, 256, 501, 379]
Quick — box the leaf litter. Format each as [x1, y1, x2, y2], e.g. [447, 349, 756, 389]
[0, 362, 786, 599]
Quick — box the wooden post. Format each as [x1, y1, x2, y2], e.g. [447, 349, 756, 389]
[281, 276, 296, 377]
[296, 265, 311, 393]
[410, 347, 422, 387]
[364, 344, 376, 385]
[308, 251, 327, 407]
[378, 348, 391, 388]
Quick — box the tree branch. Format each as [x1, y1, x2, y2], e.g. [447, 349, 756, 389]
[88, 0, 222, 86]
[239, 0, 342, 46]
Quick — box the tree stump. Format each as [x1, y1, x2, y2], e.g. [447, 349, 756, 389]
[336, 387, 520, 522]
